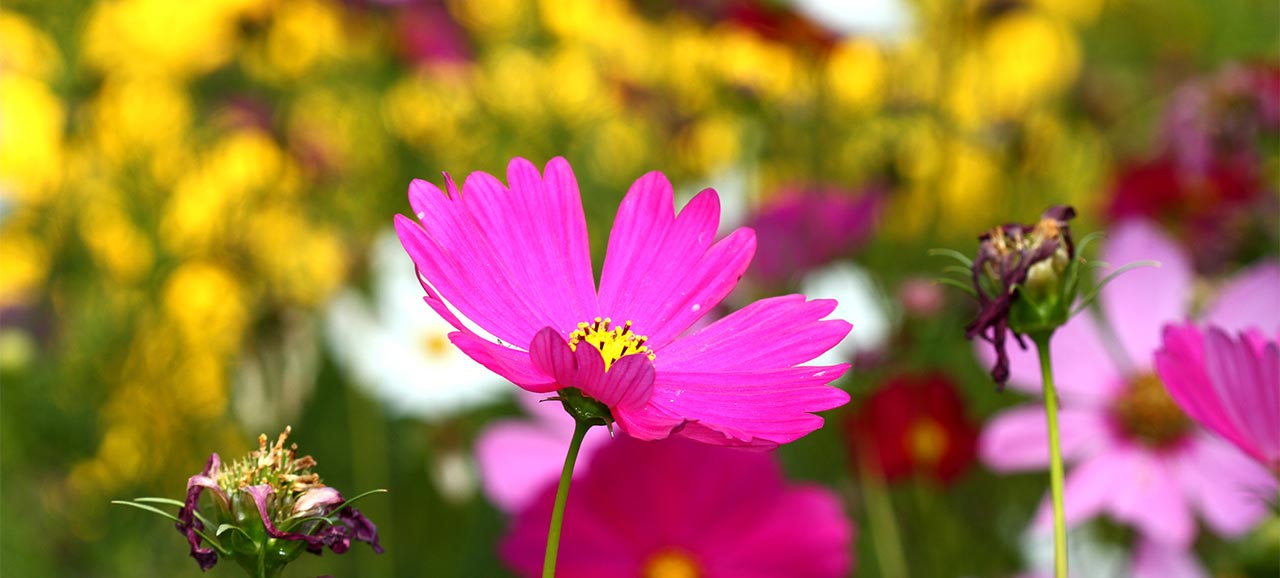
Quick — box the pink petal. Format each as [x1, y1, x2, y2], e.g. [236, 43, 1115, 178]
[1203, 327, 1280, 464]
[703, 487, 854, 578]
[1202, 262, 1280, 334]
[655, 295, 851, 373]
[1174, 435, 1275, 538]
[1106, 452, 1195, 547]
[1034, 447, 1131, 530]
[396, 157, 599, 348]
[979, 406, 1107, 471]
[1099, 220, 1192, 370]
[450, 331, 558, 393]
[474, 418, 609, 513]
[597, 175, 756, 349]
[978, 313, 1124, 403]
[1132, 539, 1208, 578]
[1155, 323, 1252, 456]
[622, 365, 850, 447]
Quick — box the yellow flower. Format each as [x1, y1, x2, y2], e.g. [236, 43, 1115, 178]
[89, 78, 191, 165]
[0, 228, 49, 306]
[449, 0, 526, 38]
[826, 38, 886, 112]
[245, 208, 346, 307]
[677, 114, 743, 175]
[82, 0, 253, 79]
[163, 262, 248, 355]
[0, 75, 63, 202]
[79, 196, 155, 284]
[971, 10, 1081, 119]
[0, 12, 63, 80]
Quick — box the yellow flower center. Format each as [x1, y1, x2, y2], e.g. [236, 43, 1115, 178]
[907, 418, 948, 466]
[1110, 373, 1192, 448]
[421, 332, 452, 359]
[642, 549, 701, 578]
[567, 317, 655, 371]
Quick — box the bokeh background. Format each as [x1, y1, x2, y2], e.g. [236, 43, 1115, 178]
[1, 0, 1277, 576]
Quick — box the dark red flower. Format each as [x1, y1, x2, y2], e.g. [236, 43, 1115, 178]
[846, 374, 979, 485]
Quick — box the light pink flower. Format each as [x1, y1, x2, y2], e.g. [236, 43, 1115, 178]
[474, 391, 611, 513]
[395, 157, 851, 448]
[980, 219, 1278, 547]
[1156, 323, 1280, 473]
[1017, 536, 1208, 578]
[499, 435, 854, 578]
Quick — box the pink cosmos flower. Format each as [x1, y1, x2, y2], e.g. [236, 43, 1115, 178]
[979, 219, 1279, 547]
[744, 185, 882, 286]
[395, 157, 851, 448]
[1156, 323, 1280, 473]
[499, 434, 854, 578]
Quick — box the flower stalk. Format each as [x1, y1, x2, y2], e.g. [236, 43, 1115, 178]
[1034, 333, 1068, 578]
[543, 418, 594, 578]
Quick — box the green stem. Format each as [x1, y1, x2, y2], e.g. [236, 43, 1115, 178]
[857, 450, 909, 578]
[542, 419, 593, 578]
[1034, 334, 1068, 578]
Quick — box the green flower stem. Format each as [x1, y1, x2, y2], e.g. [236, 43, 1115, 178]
[1034, 334, 1068, 578]
[543, 418, 593, 578]
[857, 451, 909, 578]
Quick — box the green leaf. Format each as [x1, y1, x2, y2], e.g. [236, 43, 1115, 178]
[216, 524, 254, 542]
[1075, 231, 1105, 257]
[134, 497, 216, 528]
[928, 248, 974, 267]
[934, 277, 977, 296]
[942, 265, 972, 278]
[112, 500, 229, 554]
[1071, 260, 1160, 316]
[330, 488, 388, 512]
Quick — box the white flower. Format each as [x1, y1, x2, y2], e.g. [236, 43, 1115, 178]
[792, 0, 914, 42]
[324, 232, 507, 419]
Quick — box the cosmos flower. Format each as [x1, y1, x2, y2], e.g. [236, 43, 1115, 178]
[394, 157, 851, 448]
[174, 428, 382, 573]
[1156, 323, 1280, 474]
[325, 231, 508, 420]
[499, 435, 854, 578]
[980, 220, 1279, 547]
[847, 373, 979, 485]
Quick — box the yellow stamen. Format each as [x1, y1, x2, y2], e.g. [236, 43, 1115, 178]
[907, 418, 948, 466]
[1111, 373, 1192, 447]
[643, 549, 701, 578]
[567, 317, 655, 371]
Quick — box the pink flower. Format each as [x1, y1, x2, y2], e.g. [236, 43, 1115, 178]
[499, 435, 854, 578]
[474, 391, 611, 513]
[1018, 535, 1208, 578]
[395, 157, 851, 448]
[979, 219, 1279, 547]
[744, 185, 882, 286]
[1156, 323, 1280, 473]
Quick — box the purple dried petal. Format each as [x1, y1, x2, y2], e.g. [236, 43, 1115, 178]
[243, 485, 384, 557]
[176, 453, 225, 571]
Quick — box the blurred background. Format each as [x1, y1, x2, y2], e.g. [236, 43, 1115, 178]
[1, 0, 1277, 576]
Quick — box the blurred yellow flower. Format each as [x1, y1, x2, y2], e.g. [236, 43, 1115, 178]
[90, 78, 191, 165]
[257, 0, 347, 81]
[383, 74, 477, 149]
[888, 126, 1000, 238]
[973, 10, 1081, 119]
[246, 207, 346, 307]
[0, 75, 64, 202]
[448, 0, 526, 38]
[677, 113, 743, 175]
[82, 0, 260, 79]
[163, 261, 248, 355]
[827, 38, 886, 112]
[0, 12, 62, 80]
[79, 197, 155, 284]
[0, 229, 49, 306]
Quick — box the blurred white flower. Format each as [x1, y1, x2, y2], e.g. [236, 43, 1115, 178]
[799, 262, 894, 366]
[792, 0, 914, 42]
[324, 232, 507, 419]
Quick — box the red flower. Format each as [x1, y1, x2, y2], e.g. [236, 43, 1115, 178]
[846, 374, 979, 485]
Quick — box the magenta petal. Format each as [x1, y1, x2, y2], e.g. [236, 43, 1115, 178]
[451, 331, 558, 393]
[529, 327, 655, 411]
[1202, 261, 1280, 333]
[656, 295, 851, 372]
[979, 406, 1104, 471]
[598, 176, 756, 348]
[1099, 220, 1192, 368]
[1203, 327, 1280, 464]
[177, 453, 225, 571]
[1156, 323, 1251, 455]
[1175, 435, 1275, 538]
[530, 327, 579, 382]
[632, 365, 850, 447]
[396, 156, 600, 348]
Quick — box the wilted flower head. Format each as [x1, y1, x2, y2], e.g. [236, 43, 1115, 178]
[174, 427, 383, 573]
[964, 206, 1077, 384]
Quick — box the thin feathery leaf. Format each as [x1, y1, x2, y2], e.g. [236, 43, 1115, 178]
[1071, 260, 1161, 316]
[942, 265, 972, 277]
[1075, 231, 1105, 256]
[928, 248, 974, 267]
[112, 501, 228, 553]
[934, 277, 978, 296]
